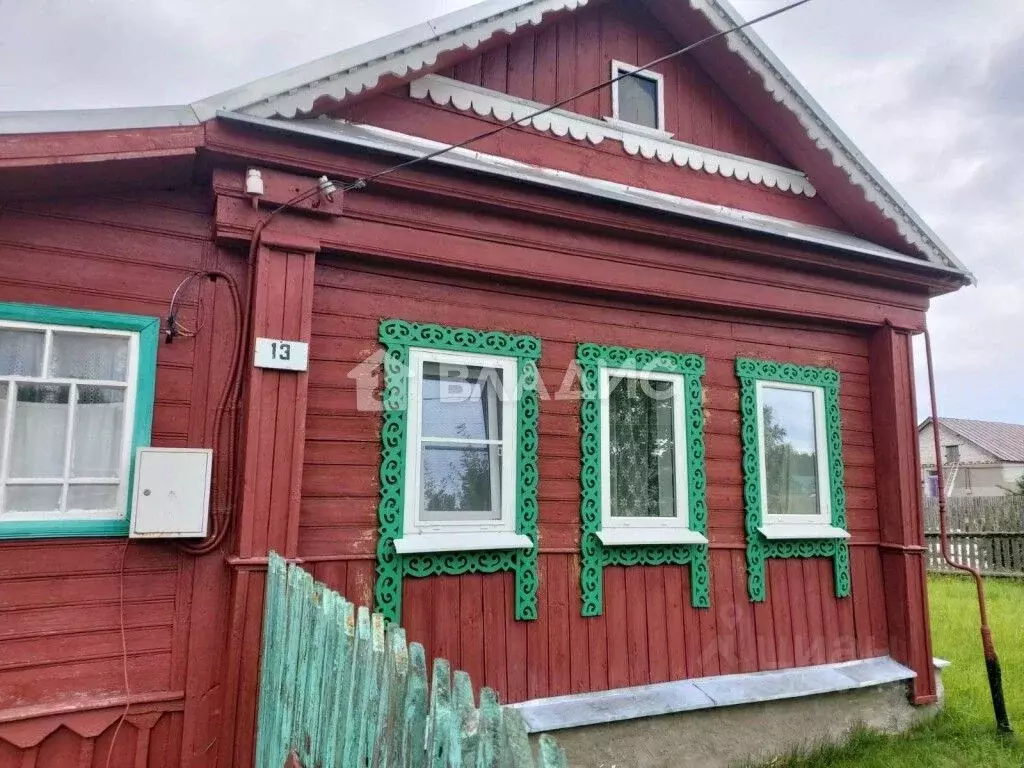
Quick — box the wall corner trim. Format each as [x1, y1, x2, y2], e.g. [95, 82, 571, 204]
[510, 656, 916, 733]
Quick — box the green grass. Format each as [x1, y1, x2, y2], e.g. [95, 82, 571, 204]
[757, 576, 1024, 767]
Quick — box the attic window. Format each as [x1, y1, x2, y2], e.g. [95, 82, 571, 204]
[611, 60, 665, 132]
[944, 444, 961, 463]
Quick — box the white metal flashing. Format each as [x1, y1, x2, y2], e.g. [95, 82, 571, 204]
[193, 0, 592, 121]
[0, 105, 200, 135]
[689, 0, 970, 277]
[411, 75, 816, 197]
[510, 656, 916, 733]
[218, 111, 968, 280]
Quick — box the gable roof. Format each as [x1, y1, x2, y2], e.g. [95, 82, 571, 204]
[0, 0, 973, 283]
[920, 418, 1024, 463]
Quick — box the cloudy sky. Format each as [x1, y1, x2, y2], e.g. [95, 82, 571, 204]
[2, 0, 1021, 424]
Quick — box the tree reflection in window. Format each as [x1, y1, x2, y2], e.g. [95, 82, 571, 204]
[761, 387, 820, 517]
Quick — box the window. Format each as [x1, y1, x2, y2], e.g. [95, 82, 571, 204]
[611, 60, 665, 132]
[944, 444, 961, 463]
[0, 304, 158, 539]
[925, 471, 939, 499]
[598, 368, 704, 546]
[376, 319, 541, 624]
[396, 347, 533, 554]
[576, 343, 710, 616]
[754, 380, 848, 540]
[736, 358, 850, 602]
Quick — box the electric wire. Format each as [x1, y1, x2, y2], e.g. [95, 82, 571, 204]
[270, 0, 813, 208]
[337, 0, 813, 193]
[169, 0, 815, 555]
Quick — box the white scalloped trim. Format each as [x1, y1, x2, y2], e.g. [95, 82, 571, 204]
[243, 0, 591, 119]
[411, 74, 816, 196]
[687, 0, 958, 269]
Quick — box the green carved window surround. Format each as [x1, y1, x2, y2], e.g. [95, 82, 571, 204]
[736, 358, 851, 602]
[578, 342, 711, 617]
[375, 319, 541, 625]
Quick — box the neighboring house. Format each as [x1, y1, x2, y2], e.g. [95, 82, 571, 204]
[0, 1, 972, 766]
[919, 417, 1024, 498]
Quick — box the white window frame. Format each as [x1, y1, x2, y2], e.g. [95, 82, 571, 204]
[597, 367, 705, 547]
[609, 59, 667, 134]
[754, 380, 848, 540]
[0, 319, 140, 522]
[395, 347, 532, 554]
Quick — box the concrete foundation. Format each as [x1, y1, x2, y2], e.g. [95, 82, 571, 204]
[538, 682, 938, 768]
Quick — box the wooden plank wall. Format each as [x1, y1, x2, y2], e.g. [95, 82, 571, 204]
[0, 189, 234, 766]
[302, 259, 889, 704]
[333, 0, 852, 233]
[444, 0, 786, 164]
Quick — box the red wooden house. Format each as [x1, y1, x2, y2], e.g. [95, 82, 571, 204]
[0, 0, 971, 765]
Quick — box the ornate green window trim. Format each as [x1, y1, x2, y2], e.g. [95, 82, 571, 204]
[736, 358, 851, 602]
[577, 343, 710, 617]
[375, 319, 541, 624]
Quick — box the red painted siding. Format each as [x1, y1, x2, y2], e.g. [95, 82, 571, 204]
[333, 0, 852, 231]
[0, 189, 235, 767]
[301, 259, 887, 703]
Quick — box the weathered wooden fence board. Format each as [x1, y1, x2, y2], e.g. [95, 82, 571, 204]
[256, 553, 569, 768]
[925, 533, 1024, 576]
[923, 497, 1024, 533]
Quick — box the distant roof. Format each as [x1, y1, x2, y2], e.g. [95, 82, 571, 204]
[920, 418, 1024, 463]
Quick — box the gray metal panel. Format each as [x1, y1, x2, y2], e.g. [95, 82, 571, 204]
[217, 111, 968, 280]
[0, 106, 200, 135]
[511, 656, 915, 733]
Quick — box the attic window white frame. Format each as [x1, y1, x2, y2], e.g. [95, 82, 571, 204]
[596, 367, 705, 547]
[609, 60, 667, 134]
[394, 347, 532, 554]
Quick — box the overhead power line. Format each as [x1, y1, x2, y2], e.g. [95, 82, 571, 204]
[338, 0, 814, 193]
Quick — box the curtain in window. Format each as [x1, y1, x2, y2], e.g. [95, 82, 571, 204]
[608, 378, 675, 518]
[4, 393, 124, 514]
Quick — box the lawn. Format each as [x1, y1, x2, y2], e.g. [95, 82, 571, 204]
[758, 576, 1024, 767]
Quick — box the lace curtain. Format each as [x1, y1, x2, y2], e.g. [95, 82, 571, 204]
[608, 378, 676, 518]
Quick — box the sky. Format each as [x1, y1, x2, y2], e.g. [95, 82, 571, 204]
[2, 0, 1021, 424]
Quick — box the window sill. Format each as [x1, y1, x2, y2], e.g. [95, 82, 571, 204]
[601, 116, 674, 140]
[758, 524, 850, 541]
[596, 528, 708, 547]
[394, 531, 533, 554]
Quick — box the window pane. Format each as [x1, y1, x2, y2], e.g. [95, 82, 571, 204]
[761, 387, 820, 516]
[420, 361, 502, 440]
[608, 376, 676, 518]
[4, 484, 61, 513]
[67, 484, 119, 511]
[10, 383, 70, 478]
[0, 329, 44, 376]
[420, 444, 500, 521]
[72, 387, 125, 478]
[618, 72, 659, 129]
[51, 333, 130, 381]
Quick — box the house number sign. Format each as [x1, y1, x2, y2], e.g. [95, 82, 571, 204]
[254, 337, 309, 371]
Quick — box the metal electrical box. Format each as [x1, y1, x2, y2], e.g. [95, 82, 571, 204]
[130, 448, 213, 538]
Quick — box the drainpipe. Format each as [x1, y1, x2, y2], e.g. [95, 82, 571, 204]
[924, 327, 1012, 733]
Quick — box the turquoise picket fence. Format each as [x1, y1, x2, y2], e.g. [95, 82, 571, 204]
[255, 553, 568, 768]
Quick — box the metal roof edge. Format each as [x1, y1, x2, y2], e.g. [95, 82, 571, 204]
[692, 0, 974, 282]
[190, 0, 565, 120]
[0, 105, 201, 135]
[216, 111, 969, 282]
